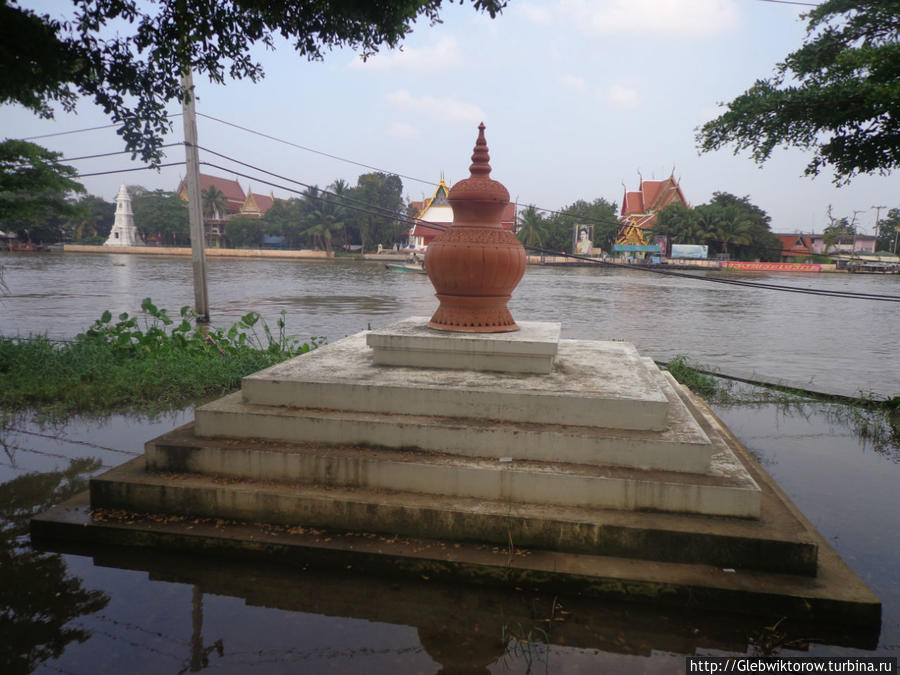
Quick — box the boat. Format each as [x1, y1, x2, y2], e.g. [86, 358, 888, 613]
[385, 263, 426, 274]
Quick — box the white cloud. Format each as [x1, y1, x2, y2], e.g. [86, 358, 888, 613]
[386, 90, 486, 124]
[560, 0, 740, 36]
[607, 84, 639, 108]
[518, 3, 553, 25]
[349, 37, 463, 70]
[561, 74, 587, 92]
[388, 122, 422, 139]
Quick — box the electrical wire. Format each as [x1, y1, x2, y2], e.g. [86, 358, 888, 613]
[59, 140, 898, 303]
[195, 112, 435, 187]
[63, 144, 182, 163]
[76, 161, 186, 178]
[20, 114, 184, 142]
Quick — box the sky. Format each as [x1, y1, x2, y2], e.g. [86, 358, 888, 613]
[3, 0, 897, 236]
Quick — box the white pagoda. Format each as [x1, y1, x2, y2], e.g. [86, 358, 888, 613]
[103, 184, 143, 247]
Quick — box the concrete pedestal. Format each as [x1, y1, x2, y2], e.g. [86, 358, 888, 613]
[31, 318, 880, 620]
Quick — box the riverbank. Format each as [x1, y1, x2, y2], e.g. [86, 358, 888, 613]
[64, 244, 332, 260]
[59, 245, 844, 272]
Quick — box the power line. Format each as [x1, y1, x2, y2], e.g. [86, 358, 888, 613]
[524, 246, 900, 302]
[196, 112, 435, 187]
[76, 161, 186, 178]
[62, 142, 898, 303]
[755, 0, 820, 6]
[196, 154, 899, 302]
[62, 144, 182, 163]
[19, 114, 184, 142]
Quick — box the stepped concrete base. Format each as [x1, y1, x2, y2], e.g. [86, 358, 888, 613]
[29, 319, 880, 618]
[90, 453, 799, 572]
[147, 418, 758, 517]
[242, 332, 670, 432]
[366, 317, 560, 373]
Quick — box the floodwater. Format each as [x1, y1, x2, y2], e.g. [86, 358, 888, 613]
[1, 251, 898, 396]
[1, 251, 899, 673]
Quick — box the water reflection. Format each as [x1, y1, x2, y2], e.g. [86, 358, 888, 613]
[32, 545, 879, 674]
[0, 459, 109, 674]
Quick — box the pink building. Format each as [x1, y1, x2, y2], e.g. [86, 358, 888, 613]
[808, 234, 877, 255]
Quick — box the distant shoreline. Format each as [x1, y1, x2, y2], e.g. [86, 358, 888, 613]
[58, 244, 842, 272]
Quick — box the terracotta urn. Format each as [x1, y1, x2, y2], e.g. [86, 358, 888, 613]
[425, 123, 526, 332]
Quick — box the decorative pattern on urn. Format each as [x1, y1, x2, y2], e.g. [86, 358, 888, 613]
[425, 123, 526, 332]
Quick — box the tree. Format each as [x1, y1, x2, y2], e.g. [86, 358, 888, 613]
[875, 207, 900, 253]
[132, 189, 189, 245]
[346, 172, 405, 252]
[542, 198, 618, 252]
[0, 1, 506, 164]
[0, 139, 84, 240]
[696, 0, 900, 183]
[226, 215, 265, 248]
[515, 205, 547, 248]
[655, 193, 782, 261]
[201, 186, 227, 221]
[65, 194, 115, 243]
[262, 198, 306, 248]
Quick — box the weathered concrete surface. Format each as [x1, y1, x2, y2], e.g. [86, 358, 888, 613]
[31, 489, 880, 625]
[206, 362, 713, 475]
[147, 417, 758, 517]
[242, 333, 670, 432]
[90, 454, 796, 570]
[367, 317, 560, 373]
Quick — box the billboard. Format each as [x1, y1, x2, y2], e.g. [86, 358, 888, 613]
[573, 224, 593, 255]
[671, 244, 708, 259]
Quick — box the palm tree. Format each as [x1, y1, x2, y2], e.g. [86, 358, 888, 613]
[201, 186, 227, 221]
[706, 205, 753, 257]
[515, 205, 546, 248]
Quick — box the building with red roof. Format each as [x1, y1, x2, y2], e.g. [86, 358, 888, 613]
[620, 174, 688, 230]
[775, 234, 814, 259]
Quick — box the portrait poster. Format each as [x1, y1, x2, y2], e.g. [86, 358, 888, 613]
[573, 224, 593, 255]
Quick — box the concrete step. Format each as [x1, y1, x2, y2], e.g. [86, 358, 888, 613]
[90, 456, 815, 575]
[241, 333, 670, 432]
[146, 420, 759, 517]
[196, 370, 713, 474]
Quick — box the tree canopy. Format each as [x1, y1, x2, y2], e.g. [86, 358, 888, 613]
[655, 193, 783, 261]
[0, 139, 84, 239]
[696, 0, 900, 183]
[1, 0, 505, 164]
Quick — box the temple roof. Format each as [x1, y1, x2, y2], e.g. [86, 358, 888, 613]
[177, 174, 246, 212]
[620, 174, 688, 228]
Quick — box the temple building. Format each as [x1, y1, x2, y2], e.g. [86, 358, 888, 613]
[407, 177, 516, 251]
[617, 174, 689, 251]
[176, 174, 280, 248]
[103, 184, 143, 247]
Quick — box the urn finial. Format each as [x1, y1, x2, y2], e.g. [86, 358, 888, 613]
[423, 124, 526, 332]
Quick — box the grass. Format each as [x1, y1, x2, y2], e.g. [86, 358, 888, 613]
[663, 355, 726, 400]
[0, 299, 321, 420]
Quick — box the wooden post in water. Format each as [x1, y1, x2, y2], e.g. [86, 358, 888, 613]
[181, 70, 210, 324]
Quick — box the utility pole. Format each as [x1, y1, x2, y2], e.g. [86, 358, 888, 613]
[872, 205, 886, 240]
[181, 69, 210, 324]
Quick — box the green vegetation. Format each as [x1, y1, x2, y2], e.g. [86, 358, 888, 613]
[0, 1, 506, 165]
[514, 197, 619, 254]
[654, 193, 783, 261]
[663, 355, 727, 400]
[0, 299, 320, 420]
[697, 0, 899, 183]
[0, 139, 84, 243]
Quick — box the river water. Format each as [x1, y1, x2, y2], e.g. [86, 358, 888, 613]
[1, 251, 899, 673]
[1, 251, 898, 397]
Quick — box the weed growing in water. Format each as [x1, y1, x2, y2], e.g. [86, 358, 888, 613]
[0, 298, 322, 420]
